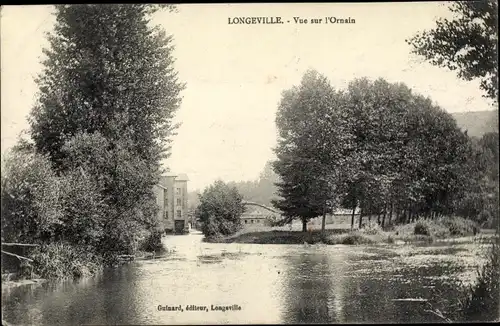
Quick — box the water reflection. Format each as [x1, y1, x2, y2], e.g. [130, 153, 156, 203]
[280, 252, 335, 324]
[1, 237, 489, 325]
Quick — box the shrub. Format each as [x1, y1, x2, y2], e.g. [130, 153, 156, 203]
[202, 215, 241, 238]
[30, 242, 103, 280]
[342, 233, 365, 245]
[138, 230, 164, 252]
[324, 231, 375, 245]
[439, 216, 480, 236]
[1, 150, 64, 243]
[57, 168, 107, 248]
[414, 221, 430, 236]
[362, 220, 382, 235]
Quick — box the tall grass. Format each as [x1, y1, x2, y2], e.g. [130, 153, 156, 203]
[393, 216, 480, 241]
[458, 234, 499, 321]
[30, 243, 103, 280]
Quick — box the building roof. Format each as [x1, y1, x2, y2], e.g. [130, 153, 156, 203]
[154, 184, 169, 190]
[175, 173, 189, 181]
[161, 172, 189, 181]
[240, 215, 269, 220]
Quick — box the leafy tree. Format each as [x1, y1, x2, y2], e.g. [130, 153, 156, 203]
[26, 4, 184, 253]
[57, 167, 107, 248]
[336, 77, 472, 226]
[59, 131, 163, 253]
[196, 180, 245, 238]
[30, 4, 184, 168]
[1, 150, 64, 243]
[272, 70, 344, 232]
[407, 0, 499, 99]
[457, 132, 500, 228]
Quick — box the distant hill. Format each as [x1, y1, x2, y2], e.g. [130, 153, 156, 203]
[451, 110, 498, 139]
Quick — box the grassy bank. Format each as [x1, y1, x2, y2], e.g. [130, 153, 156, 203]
[206, 216, 485, 245]
[1, 231, 165, 284]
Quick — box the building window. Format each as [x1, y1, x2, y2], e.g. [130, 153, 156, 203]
[176, 188, 181, 195]
[177, 198, 181, 206]
[244, 220, 247, 224]
[177, 210, 182, 218]
[251, 220, 254, 224]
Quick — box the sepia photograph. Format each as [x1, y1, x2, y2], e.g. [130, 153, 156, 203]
[1, 2, 499, 325]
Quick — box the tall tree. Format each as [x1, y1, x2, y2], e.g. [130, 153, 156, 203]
[407, 0, 498, 100]
[27, 4, 184, 253]
[272, 70, 347, 233]
[341, 78, 472, 225]
[30, 4, 184, 168]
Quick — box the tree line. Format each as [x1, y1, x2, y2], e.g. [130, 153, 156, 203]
[272, 0, 498, 234]
[271, 72, 497, 233]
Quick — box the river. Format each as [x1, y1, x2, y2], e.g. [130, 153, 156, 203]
[1, 232, 491, 325]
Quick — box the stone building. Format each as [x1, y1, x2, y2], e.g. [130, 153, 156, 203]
[240, 205, 279, 229]
[154, 173, 189, 234]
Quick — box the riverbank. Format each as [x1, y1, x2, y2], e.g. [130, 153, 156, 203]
[1, 240, 169, 288]
[206, 228, 494, 245]
[2, 278, 48, 289]
[205, 217, 494, 245]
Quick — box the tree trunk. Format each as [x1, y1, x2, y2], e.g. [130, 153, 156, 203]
[389, 202, 393, 225]
[321, 201, 327, 236]
[302, 218, 307, 232]
[368, 203, 372, 223]
[351, 204, 356, 230]
[382, 203, 387, 228]
[358, 206, 364, 229]
[377, 211, 381, 225]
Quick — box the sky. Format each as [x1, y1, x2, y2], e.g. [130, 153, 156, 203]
[1, 3, 495, 191]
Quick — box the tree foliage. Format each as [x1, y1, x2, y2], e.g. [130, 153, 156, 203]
[227, 161, 281, 207]
[196, 180, 245, 238]
[407, 0, 499, 99]
[30, 4, 184, 169]
[272, 70, 354, 232]
[1, 150, 64, 243]
[272, 70, 486, 230]
[2, 4, 184, 258]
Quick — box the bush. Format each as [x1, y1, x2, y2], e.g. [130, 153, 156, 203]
[438, 216, 480, 236]
[362, 220, 382, 235]
[57, 168, 107, 248]
[138, 230, 164, 252]
[342, 233, 368, 245]
[324, 231, 375, 245]
[202, 215, 241, 238]
[395, 216, 479, 239]
[1, 150, 64, 243]
[30, 243, 103, 280]
[414, 221, 430, 236]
